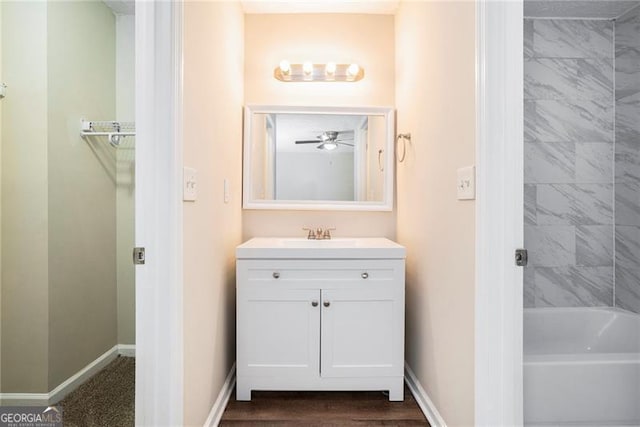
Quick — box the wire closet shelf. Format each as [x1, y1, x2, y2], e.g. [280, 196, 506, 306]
[81, 120, 135, 147]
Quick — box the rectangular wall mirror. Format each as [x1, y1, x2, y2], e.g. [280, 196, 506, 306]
[243, 105, 395, 211]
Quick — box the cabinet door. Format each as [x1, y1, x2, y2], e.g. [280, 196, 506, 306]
[238, 288, 320, 378]
[321, 287, 403, 378]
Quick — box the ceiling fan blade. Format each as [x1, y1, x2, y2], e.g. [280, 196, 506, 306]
[316, 143, 326, 150]
[334, 139, 354, 142]
[337, 130, 355, 136]
[338, 142, 354, 147]
[295, 140, 321, 144]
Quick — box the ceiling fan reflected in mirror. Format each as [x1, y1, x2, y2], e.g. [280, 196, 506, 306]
[295, 130, 355, 151]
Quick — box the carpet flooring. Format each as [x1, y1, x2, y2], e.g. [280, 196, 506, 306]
[55, 356, 135, 427]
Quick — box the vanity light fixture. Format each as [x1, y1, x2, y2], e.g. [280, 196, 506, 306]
[279, 60, 291, 75]
[302, 61, 314, 76]
[325, 62, 337, 76]
[347, 63, 360, 77]
[274, 60, 365, 82]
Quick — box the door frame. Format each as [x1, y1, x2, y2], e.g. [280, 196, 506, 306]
[475, 1, 524, 426]
[133, 0, 527, 425]
[135, 1, 184, 425]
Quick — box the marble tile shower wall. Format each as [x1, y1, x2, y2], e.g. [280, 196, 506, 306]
[615, 6, 640, 314]
[524, 19, 615, 308]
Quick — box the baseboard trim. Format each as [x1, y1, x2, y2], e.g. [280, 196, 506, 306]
[49, 345, 120, 404]
[0, 393, 50, 406]
[405, 362, 447, 427]
[1, 343, 137, 406]
[204, 362, 236, 427]
[118, 344, 136, 357]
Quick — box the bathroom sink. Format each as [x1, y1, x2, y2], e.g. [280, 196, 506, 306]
[236, 237, 405, 259]
[280, 238, 359, 248]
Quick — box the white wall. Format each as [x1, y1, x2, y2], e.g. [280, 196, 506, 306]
[243, 13, 395, 240]
[115, 13, 135, 345]
[395, 2, 476, 426]
[276, 152, 354, 201]
[182, 1, 244, 425]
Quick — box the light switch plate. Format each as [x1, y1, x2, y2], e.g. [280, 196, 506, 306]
[457, 165, 475, 200]
[183, 167, 197, 202]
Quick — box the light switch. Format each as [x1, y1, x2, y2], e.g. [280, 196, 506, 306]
[183, 167, 197, 202]
[224, 178, 230, 204]
[457, 166, 475, 200]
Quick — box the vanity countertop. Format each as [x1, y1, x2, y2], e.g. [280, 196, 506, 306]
[236, 237, 406, 260]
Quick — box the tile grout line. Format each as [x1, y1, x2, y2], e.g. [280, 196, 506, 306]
[612, 19, 616, 309]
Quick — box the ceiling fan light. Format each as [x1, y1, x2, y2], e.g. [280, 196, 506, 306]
[323, 142, 338, 151]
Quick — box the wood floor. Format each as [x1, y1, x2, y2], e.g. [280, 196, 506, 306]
[220, 386, 430, 426]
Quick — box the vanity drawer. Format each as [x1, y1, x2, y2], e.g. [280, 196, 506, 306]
[238, 260, 402, 284]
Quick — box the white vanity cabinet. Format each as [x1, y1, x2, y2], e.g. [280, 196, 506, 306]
[236, 238, 406, 401]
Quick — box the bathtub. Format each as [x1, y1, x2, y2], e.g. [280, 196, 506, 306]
[524, 307, 640, 426]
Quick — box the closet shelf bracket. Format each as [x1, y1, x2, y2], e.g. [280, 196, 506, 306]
[80, 119, 136, 147]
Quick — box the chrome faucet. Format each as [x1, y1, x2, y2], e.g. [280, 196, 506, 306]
[302, 227, 336, 240]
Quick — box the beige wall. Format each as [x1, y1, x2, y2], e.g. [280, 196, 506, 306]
[1, 0, 118, 393]
[395, 2, 476, 426]
[183, 1, 244, 425]
[46, 0, 117, 390]
[0, 0, 4, 390]
[1, 0, 49, 393]
[243, 13, 396, 240]
[115, 13, 135, 345]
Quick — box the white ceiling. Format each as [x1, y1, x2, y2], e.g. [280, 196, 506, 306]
[241, 0, 399, 14]
[103, 0, 135, 16]
[275, 114, 366, 153]
[524, 0, 640, 19]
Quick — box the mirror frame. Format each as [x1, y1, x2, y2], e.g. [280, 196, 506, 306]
[243, 105, 395, 211]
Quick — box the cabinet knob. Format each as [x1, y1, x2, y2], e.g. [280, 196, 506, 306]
[311, 301, 318, 307]
[361, 272, 369, 279]
[323, 301, 331, 307]
[272, 272, 280, 279]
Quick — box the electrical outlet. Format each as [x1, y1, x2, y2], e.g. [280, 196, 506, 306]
[457, 166, 475, 200]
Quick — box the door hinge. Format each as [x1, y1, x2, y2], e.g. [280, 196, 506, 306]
[133, 247, 146, 265]
[515, 248, 528, 267]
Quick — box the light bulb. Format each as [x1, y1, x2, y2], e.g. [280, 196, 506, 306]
[279, 60, 291, 75]
[347, 63, 360, 77]
[324, 142, 338, 151]
[325, 62, 337, 75]
[303, 61, 313, 75]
